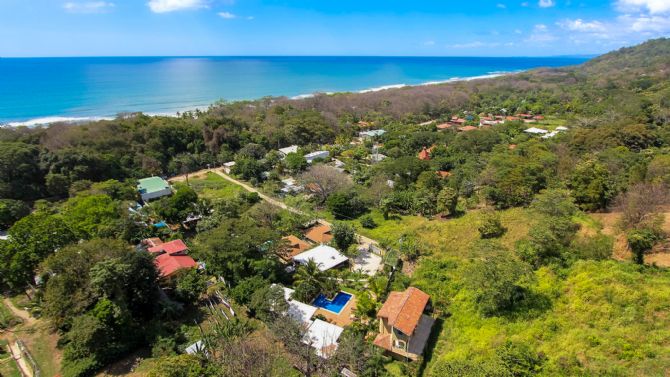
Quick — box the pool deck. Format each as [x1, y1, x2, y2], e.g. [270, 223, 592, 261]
[314, 294, 357, 327]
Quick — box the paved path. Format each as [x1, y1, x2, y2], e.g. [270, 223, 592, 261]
[7, 341, 32, 377]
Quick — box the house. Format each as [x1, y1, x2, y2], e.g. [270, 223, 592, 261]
[281, 178, 303, 194]
[524, 127, 549, 135]
[373, 287, 434, 361]
[223, 161, 236, 174]
[305, 150, 330, 164]
[457, 125, 478, 132]
[282, 287, 318, 324]
[418, 146, 435, 161]
[435, 123, 452, 131]
[303, 319, 344, 358]
[293, 245, 349, 272]
[305, 223, 333, 244]
[142, 237, 163, 248]
[137, 176, 172, 202]
[359, 129, 386, 139]
[147, 239, 197, 278]
[281, 235, 311, 262]
[541, 131, 559, 139]
[436, 171, 451, 179]
[279, 145, 299, 158]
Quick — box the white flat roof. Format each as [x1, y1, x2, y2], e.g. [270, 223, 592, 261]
[303, 319, 344, 358]
[283, 287, 318, 324]
[279, 145, 299, 155]
[524, 127, 548, 134]
[293, 245, 348, 271]
[305, 150, 329, 158]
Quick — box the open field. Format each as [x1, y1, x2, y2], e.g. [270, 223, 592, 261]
[184, 172, 245, 200]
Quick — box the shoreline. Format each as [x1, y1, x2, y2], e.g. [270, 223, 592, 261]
[1, 70, 516, 128]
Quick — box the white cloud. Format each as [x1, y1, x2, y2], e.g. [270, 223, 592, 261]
[558, 19, 606, 32]
[539, 0, 555, 8]
[526, 23, 558, 42]
[617, 0, 670, 14]
[621, 14, 670, 32]
[147, 0, 208, 13]
[63, 1, 115, 13]
[218, 11, 236, 19]
[497, 3, 507, 9]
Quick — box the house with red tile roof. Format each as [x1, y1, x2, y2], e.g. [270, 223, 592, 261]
[148, 239, 189, 255]
[145, 238, 197, 278]
[457, 125, 478, 132]
[435, 123, 452, 131]
[436, 171, 451, 178]
[373, 287, 434, 360]
[281, 235, 312, 262]
[305, 223, 333, 244]
[418, 146, 435, 161]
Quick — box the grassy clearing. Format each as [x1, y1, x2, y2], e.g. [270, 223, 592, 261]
[421, 261, 670, 376]
[331, 207, 533, 260]
[21, 326, 61, 377]
[185, 172, 244, 200]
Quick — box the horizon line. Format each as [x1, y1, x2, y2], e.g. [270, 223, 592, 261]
[0, 54, 599, 59]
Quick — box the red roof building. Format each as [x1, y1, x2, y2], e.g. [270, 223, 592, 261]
[458, 125, 478, 132]
[155, 253, 198, 277]
[418, 146, 435, 161]
[373, 287, 434, 360]
[148, 239, 189, 255]
[146, 238, 197, 278]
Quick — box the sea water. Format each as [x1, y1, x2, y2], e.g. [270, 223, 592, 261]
[0, 56, 589, 125]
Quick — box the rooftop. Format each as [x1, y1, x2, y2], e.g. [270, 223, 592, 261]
[148, 239, 188, 255]
[137, 176, 170, 194]
[377, 287, 430, 336]
[283, 287, 318, 324]
[293, 244, 348, 271]
[155, 253, 197, 277]
[282, 235, 312, 261]
[303, 319, 344, 358]
[305, 224, 333, 244]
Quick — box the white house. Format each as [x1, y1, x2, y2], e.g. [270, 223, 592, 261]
[524, 127, 549, 135]
[282, 287, 318, 324]
[303, 319, 344, 358]
[223, 161, 236, 173]
[279, 145, 299, 158]
[137, 177, 172, 202]
[281, 178, 303, 194]
[541, 131, 559, 139]
[359, 129, 386, 139]
[293, 245, 348, 271]
[304, 150, 330, 164]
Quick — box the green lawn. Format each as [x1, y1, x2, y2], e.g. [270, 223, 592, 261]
[184, 172, 244, 200]
[0, 299, 19, 329]
[328, 207, 534, 260]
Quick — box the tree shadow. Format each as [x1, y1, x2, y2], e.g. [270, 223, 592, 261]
[416, 316, 445, 377]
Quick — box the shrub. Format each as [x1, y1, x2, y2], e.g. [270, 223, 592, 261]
[359, 215, 377, 229]
[478, 211, 506, 239]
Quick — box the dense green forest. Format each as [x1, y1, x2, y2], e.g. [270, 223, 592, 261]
[1, 38, 670, 377]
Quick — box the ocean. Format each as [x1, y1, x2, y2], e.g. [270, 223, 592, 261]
[0, 56, 589, 125]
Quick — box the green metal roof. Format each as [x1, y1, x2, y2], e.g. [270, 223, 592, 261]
[138, 176, 170, 194]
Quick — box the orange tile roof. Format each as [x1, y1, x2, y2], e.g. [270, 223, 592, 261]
[436, 171, 451, 178]
[155, 253, 197, 277]
[458, 125, 478, 132]
[377, 287, 430, 336]
[148, 239, 188, 255]
[143, 237, 163, 248]
[282, 235, 311, 260]
[418, 147, 431, 161]
[436, 123, 452, 130]
[508, 144, 517, 150]
[305, 224, 333, 244]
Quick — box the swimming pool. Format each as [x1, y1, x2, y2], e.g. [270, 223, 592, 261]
[312, 292, 353, 314]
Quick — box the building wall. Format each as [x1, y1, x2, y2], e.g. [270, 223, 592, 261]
[141, 188, 172, 202]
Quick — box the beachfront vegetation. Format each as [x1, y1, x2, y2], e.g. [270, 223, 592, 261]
[0, 38, 670, 376]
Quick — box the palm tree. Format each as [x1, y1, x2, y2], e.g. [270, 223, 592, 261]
[293, 260, 332, 302]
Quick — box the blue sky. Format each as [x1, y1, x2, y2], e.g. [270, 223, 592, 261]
[0, 0, 668, 56]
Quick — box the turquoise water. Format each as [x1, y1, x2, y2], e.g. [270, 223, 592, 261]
[313, 292, 353, 314]
[0, 56, 589, 124]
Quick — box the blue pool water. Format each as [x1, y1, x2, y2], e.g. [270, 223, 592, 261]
[154, 221, 167, 228]
[313, 292, 353, 314]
